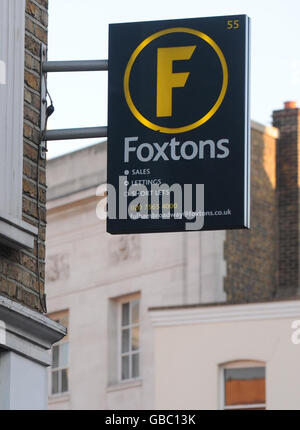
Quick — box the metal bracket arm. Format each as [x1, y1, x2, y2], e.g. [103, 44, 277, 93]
[42, 60, 108, 73]
[43, 126, 107, 141]
[40, 51, 109, 158]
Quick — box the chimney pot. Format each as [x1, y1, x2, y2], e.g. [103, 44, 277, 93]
[284, 101, 297, 109]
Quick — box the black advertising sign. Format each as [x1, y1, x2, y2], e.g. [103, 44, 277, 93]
[107, 15, 250, 234]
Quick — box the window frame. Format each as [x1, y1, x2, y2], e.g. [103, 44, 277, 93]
[219, 360, 266, 410]
[50, 340, 69, 397]
[118, 294, 141, 383]
[48, 310, 70, 398]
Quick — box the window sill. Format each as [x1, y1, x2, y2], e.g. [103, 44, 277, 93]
[48, 392, 70, 404]
[0, 213, 38, 249]
[107, 378, 142, 393]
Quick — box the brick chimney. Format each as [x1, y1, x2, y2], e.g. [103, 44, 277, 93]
[273, 101, 300, 297]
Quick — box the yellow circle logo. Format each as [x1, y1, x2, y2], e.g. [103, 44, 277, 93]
[123, 27, 228, 134]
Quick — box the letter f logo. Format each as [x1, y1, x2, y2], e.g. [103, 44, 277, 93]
[156, 46, 196, 117]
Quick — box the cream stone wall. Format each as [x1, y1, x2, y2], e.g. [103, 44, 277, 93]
[46, 120, 281, 410]
[46, 143, 227, 409]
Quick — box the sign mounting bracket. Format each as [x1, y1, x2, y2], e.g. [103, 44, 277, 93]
[40, 43, 108, 159]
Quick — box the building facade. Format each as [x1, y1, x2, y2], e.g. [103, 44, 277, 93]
[0, 0, 65, 410]
[150, 299, 300, 410]
[46, 104, 300, 410]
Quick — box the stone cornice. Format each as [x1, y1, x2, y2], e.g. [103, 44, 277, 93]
[149, 299, 300, 327]
[0, 296, 66, 365]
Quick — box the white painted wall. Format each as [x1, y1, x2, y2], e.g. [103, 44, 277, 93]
[150, 301, 300, 410]
[0, 351, 48, 410]
[0, 0, 25, 220]
[0, 296, 66, 410]
[0, 0, 37, 249]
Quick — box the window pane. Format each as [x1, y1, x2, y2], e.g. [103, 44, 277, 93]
[51, 371, 59, 394]
[52, 345, 59, 368]
[132, 353, 139, 378]
[61, 369, 69, 393]
[122, 328, 130, 353]
[225, 367, 266, 406]
[131, 326, 139, 351]
[225, 367, 265, 381]
[122, 302, 130, 326]
[131, 300, 139, 324]
[59, 342, 69, 368]
[122, 355, 130, 380]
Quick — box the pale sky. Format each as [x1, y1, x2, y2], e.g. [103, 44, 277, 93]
[47, 0, 300, 159]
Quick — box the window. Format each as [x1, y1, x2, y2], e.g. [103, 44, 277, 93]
[120, 298, 140, 381]
[48, 311, 69, 396]
[221, 361, 266, 410]
[107, 293, 141, 386]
